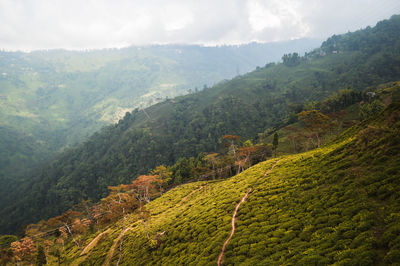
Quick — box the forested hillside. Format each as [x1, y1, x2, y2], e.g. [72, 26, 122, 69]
[4, 100, 399, 265]
[86, 102, 400, 265]
[1, 15, 400, 234]
[84, 102, 400, 265]
[0, 39, 320, 180]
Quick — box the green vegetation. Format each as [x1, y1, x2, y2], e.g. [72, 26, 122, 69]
[114, 103, 399, 265]
[0, 40, 320, 181]
[6, 100, 399, 265]
[1, 15, 400, 234]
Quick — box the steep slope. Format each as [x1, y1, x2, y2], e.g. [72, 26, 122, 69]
[0, 39, 320, 180]
[1, 15, 400, 234]
[63, 102, 400, 265]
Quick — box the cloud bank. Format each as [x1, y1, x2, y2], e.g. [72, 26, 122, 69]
[0, 0, 399, 50]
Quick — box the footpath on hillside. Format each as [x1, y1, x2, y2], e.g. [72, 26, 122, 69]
[103, 185, 205, 265]
[217, 160, 281, 265]
[217, 188, 251, 266]
[104, 226, 133, 266]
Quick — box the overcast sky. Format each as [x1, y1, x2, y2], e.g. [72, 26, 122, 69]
[0, 0, 399, 51]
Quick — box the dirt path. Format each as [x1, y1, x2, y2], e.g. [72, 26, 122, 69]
[263, 159, 281, 177]
[217, 160, 281, 265]
[101, 185, 205, 265]
[81, 228, 111, 256]
[71, 228, 111, 265]
[103, 227, 132, 266]
[177, 185, 204, 206]
[217, 188, 251, 266]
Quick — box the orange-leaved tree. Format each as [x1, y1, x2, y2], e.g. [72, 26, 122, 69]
[47, 210, 83, 249]
[130, 175, 162, 239]
[10, 237, 36, 264]
[130, 175, 162, 205]
[236, 140, 259, 174]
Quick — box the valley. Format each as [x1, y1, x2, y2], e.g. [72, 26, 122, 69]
[0, 12, 399, 266]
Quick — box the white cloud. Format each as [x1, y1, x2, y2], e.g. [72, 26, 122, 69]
[247, 0, 311, 41]
[0, 0, 399, 50]
[248, 0, 282, 31]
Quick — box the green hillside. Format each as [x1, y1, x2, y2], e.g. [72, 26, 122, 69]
[26, 101, 400, 265]
[1, 15, 400, 235]
[0, 40, 320, 180]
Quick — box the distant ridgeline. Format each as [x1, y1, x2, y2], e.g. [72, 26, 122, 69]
[1, 15, 400, 234]
[0, 39, 320, 181]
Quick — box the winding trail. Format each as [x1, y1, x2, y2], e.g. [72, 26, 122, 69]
[103, 226, 132, 266]
[71, 228, 111, 266]
[217, 160, 281, 265]
[102, 185, 205, 265]
[177, 185, 204, 206]
[217, 188, 251, 266]
[81, 228, 111, 256]
[263, 159, 281, 177]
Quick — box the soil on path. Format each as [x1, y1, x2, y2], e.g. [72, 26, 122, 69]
[217, 188, 251, 266]
[217, 160, 281, 265]
[103, 227, 132, 266]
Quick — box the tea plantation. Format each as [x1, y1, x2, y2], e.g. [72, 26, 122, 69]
[61, 102, 400, 265]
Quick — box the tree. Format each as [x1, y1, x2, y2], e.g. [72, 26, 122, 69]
[130, 175, 162, 205]
[48, 246, 62, 266]
[36, 245, 47, 266]
[0, 247, 13, 265]
[297, 110, 332, 148]
[236, 142, 259, 174]
[139, 206, 151, 240]
[0, 235, 18, 249]
[222, 135, 241, 160]
[11, 237, 36, 264]
[282, 53, 301, 66]
[151, 165, 172, 194]
[47, 210, 83, 249]
[272, 132, 279, 157]
[129, 175, 163, 240]
[205, 153, 219, 179]
[285, 126, 304, 153]
[100, 185, 138, 224]
[360, 100, 384, 120]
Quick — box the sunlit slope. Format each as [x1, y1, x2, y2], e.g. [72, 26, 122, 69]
[68, 103, 400, 265]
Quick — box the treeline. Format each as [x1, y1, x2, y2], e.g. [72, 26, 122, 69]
[320, 15, 400, 55]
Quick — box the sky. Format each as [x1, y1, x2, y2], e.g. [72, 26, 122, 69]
[0, 0, 399, 51]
